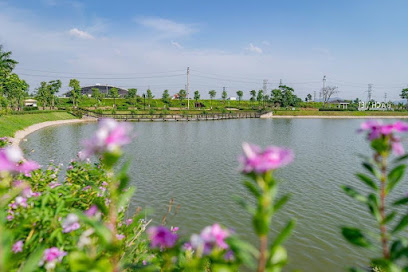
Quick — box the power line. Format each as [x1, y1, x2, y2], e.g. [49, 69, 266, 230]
[15, 68, 186, 76]
[17, 73, 185, 80]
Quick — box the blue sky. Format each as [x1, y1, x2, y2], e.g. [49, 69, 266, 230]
[1, 0, 407, 100]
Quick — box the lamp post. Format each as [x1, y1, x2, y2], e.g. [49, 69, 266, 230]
[143, 94, 146, 111]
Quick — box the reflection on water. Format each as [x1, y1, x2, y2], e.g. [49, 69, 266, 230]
[21, 119, 408, 272]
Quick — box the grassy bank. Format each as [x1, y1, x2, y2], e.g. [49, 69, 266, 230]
[0, 112, 77, 137]
[273, 110, 408, 116]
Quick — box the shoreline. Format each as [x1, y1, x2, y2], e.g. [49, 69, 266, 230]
[11, 117, 97, 147]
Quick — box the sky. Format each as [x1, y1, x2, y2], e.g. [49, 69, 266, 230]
[1, 0, 408, 100]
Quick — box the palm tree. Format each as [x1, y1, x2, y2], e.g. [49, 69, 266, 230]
[209, 90, 216, 109]
[0, 45, 18, 91]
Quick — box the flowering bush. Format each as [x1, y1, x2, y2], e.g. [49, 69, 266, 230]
[3, 118, 408, 271]
[343, 120, 408, 271]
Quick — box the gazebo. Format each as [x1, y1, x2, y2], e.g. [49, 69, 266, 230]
[329, 100, 349, 109]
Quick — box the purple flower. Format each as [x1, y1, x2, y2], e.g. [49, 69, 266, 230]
[79, 119, 132, 159]
[125, 219, 133, 226]
[84, 205, 98, 217]
[62, 214, 80, 233]
[0, 146, 39, 174]
[190, 223, 230, 255]
[39, 247, 66, 270]
[12, 240, 23, 253]
[12, 196, 27, 208]
[147, 226, 178, 249]
[240, 143, 294, 174]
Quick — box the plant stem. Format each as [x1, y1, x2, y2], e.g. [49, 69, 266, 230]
[379, 156, 390, 259]
[258, 235, 268, 272]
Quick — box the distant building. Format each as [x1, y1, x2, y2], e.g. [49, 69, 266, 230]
[227, 97, 237, 101]
[24, 99, 37, 107]
[328, 100, 350, 109]
[64, 84, 128, 97]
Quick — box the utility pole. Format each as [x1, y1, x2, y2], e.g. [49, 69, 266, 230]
[384, 92, 387, 102]
[187, 67, 190, 109]
[279, 79, 282, 87]
[313, 91, 316, 102]
[368, 84, 372, 101]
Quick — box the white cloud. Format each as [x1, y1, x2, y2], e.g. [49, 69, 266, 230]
[247, 43, 263, 54]
[136, 17, 196, 37]
[171, 41, 183, 49]
[68, 28, 94, 39]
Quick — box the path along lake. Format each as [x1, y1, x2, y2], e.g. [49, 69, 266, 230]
[21, 118, 408, 271]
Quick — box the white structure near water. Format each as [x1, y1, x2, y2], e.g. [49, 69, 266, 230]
[358, 101, 393, 111]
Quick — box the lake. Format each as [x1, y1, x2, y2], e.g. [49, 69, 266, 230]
[20, 118, 408, 271]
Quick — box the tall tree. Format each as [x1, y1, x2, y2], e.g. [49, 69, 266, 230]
[222, 90, 228, 104]
[306, 93, 312, 102]
[178, 89, 186, 108]
[209, 90, 216, 109]
[194, 90, 200, 107]
[36, 81, 49, 110]
[69, 79, 81, 108]
[91, 88, 101, 108]
[4, 73, 28, 111]
[250, 90, 256, 108]
[257, 90, 264, 108]
[127, 88, 137, 107]
[48, 80, 61, 109]
[0, 45, 18, 93]
[162, 89, 170, 105]
[236, 90, 243, 106]
[109, 87, 119, 108]
[400, 88, 408, 108]
[271, 89, 283, 107]
[322, 86, 339, 108]
[146, 89, 154, 108]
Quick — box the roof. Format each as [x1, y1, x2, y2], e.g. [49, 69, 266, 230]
[24, 99, 37, 102]
[329, 100, 350, 104]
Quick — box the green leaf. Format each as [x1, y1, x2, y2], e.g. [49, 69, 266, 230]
[367, 193, 381, 223]
[20, 247, 45, 272]
[393, 197, 408, 206]
[394, 153, 408, 163]
[342, 186, 367, 203]
[117, 187, 135, 210]
[356, 173, 378, 190]
[244, 180, 260, 198]
[363, 162, 381, 179]
[274, 194, 290, 212]
[392, 214, 408, 234]
[270, 219, 296, 252]
[341, 227, 372, 247]
[268, 245, 287, 268]
[233, 196, 255, 215]
[383, 211, 397, 225]
[117, 161, 130, 191]
[387, 165, 406, 193]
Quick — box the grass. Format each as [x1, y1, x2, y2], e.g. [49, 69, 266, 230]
[0, 112, 77, 137]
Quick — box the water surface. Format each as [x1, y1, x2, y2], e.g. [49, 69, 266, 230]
[21, 119, 408, 271]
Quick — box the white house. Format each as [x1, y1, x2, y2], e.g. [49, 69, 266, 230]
[24, 99, 37, 107]
[227, 97, 237, 101]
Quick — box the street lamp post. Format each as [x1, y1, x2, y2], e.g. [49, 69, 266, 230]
[143, 94, 146, 111]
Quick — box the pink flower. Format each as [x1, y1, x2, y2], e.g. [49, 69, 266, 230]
[240, 143, 294, 174]
[392, 139, 405, 156]
[40, 247, 66, 270]
[49, 182, 62, 189]
[0, 146, 39, 174]
[12, 240, 23, 253]
[125, 219, 133, 226]
[190, 223, 230, 255]
[62, 214, 80, 233]
[79, 119, 132, 159]
[13, 196, 27, 208]
[170, 226, 179, 233]
[147, 226, 178, 249]
[84, 205, 98, 217]
[116, 234, 125, 240]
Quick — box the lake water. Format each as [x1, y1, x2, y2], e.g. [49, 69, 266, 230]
[20, 118, 408, 271]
